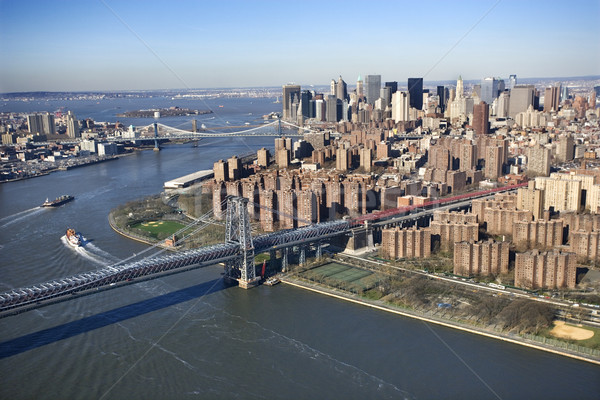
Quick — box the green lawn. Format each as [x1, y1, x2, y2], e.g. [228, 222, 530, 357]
[131, 220, 187, 239]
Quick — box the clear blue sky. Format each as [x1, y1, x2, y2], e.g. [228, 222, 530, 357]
[1, 0, 599, 92]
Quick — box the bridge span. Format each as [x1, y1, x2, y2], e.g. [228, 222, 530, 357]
[0, 183, 526, 318]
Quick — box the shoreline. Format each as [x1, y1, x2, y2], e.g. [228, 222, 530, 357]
[280, 275, 600, 366]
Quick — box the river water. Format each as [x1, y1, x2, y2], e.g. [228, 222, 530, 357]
[0, 97, 599, 399]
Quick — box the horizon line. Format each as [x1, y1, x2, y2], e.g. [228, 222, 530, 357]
[2, 74, 599, 95]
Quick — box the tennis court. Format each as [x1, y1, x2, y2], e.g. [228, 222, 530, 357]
[301, 262, 380, 291]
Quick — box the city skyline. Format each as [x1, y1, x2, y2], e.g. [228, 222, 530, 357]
[1, 0, 599, 92]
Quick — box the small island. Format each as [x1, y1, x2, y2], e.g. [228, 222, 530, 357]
[117, 107, 213, 118]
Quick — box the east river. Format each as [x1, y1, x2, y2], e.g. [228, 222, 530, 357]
[1, 97, 599, 399]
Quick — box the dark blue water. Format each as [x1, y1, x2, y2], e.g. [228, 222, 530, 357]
[0, 98, 598, 400]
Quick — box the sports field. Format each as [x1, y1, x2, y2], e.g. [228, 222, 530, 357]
[300, 262, 380, 292]
[131, 220, 187, 239]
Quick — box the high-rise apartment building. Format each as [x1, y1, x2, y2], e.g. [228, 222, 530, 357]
[66, 111, 80, 138]
[515, 250, 576, 289]
[407, 78, 423, 110]
[526, 144, 551, 177]
[381, 227, 431, 259]
[364, 75, 381, 105]
[453, 240, 510, 277]
[26, 114, 43, 135]
[473, 102, 489, 135]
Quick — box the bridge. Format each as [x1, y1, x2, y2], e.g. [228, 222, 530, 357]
[20, 119, 340, 148]
[0, 184, 526, 318]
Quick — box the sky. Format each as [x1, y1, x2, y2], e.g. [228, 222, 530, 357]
[0, 0, 599, 92]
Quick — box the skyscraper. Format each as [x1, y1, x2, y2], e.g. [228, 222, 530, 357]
[481, 77, 501, 105]
[356, 75, 364, 97]
[41, 113, 56, 135]
[282, 84, 301, 120]
[66, 111, 80, 138]
[507, 74, 517, 90]
[456, 76, 464, 99]
[544, 85, 560, 112]
[325, 95, 339, 122]
[385, 81, 398, 95]
[300, 90, 313, 118]
[407, 78, 423, 110]
[364, 75, 381, 105]
[437, 86, 446, 112]
[473, 102, 489, 135]
[391, 91, 410, 122]
[26, 114, 43, 135]
[336, 76, 347, 101]
[508, 85, 535, 118]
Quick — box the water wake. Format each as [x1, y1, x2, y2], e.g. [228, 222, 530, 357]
[0, 207, 45, 228]
[61, 235, 117, 266]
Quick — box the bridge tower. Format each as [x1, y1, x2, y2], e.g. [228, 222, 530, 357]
[224, 196, 260, 288]
[153, 121, 160, 151]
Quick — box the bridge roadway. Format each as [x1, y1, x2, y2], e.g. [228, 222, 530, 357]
[0, 185, 520, 318]
[0, 220, 351, 318]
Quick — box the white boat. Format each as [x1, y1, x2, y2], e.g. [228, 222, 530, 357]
[66, 228, 82, 247]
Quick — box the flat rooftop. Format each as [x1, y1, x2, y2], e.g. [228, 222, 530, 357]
[164, 169, 214, 189]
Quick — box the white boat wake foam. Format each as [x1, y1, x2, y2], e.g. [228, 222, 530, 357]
[0, 207, 45, 228]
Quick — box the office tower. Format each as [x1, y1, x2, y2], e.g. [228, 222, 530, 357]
[380, 87, 392, 108]
[407, 78, 423, 110]
[356, 75, 364, 97]
[508, 85, 535, 118]
[473, 102, 489, 135]
[282, 84, 301, 120]
[336, 76, 347, 101]
[385, 81, 398, 95]
[364, 75, 381, 105]
[300, 90, 313, 118]
[26, 114, 43, 135]
[315, 99, 325, 121]
[391, 91, 410, 122]
[325, 95, 339, 122]
[437, 86, 446, 112]
[456, 75, 464, 99]
[544, 86, 560, 112]
[481, 77, 501, 105]
[496, 92, 510, 118]
[507, 74, 517, 90]
[66, 111, 80, 138]
[330, 79, 336, 96]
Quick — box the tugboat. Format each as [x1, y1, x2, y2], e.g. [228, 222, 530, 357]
[65, 228, 82, 247]
[42, 195, 74, 207]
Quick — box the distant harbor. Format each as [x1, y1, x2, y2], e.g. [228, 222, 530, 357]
[116, 107, 213, 118]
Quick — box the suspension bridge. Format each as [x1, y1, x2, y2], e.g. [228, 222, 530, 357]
[0, 183, 525, 318]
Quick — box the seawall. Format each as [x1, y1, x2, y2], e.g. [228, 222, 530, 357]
[280, 276, 600, 366]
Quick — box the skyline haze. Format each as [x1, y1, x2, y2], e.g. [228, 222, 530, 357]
[1, 0, 599, 92]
